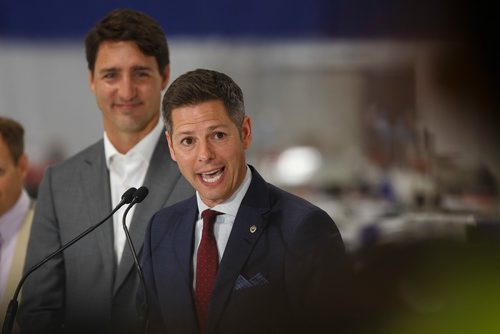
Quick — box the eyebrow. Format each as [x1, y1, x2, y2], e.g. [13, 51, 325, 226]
[131, 65, 154, 72]
[207, 124, 230, 131]
[98, 67, 119, 74]
[174, 124, 230, 137]
[98, 65, 153, 74]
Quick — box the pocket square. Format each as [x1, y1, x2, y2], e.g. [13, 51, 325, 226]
[234, 273, 269, 290]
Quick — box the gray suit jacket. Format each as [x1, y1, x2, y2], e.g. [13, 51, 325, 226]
[18, 134, 194, 334]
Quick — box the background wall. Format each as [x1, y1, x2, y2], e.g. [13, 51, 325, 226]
[1, 0, 498, 248]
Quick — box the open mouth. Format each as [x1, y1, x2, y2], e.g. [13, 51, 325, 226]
[199, 167, 225, 184]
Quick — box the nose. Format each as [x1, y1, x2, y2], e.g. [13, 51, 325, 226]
[197, 140, 215, 162]
[117, 76, 136, 101]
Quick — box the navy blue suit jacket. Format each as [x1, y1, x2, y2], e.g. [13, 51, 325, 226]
[141, 166, 346, 334]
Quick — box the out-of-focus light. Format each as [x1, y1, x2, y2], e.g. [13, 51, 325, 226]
[275, 146, 323, 186]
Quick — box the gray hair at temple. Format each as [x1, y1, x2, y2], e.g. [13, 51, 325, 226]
[162, 69, 245, 136]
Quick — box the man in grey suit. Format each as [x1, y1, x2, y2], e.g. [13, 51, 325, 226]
[18, 9, 193, 334]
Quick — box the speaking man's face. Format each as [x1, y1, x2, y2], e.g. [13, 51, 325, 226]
[166, 100, 252, 207]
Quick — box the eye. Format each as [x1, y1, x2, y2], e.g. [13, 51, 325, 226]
[102, 72, 116, 80]
[136, 70, 150, 78]
[213, 132, 226, 140]
[180, 137, 194, 146]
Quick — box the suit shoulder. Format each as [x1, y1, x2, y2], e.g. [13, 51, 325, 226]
[152, 196, 194, 221]
[264, 183, 345, 251]
[266, 182, 327, 217]
[148, 196, 195, 239]
[49, 140, 103, 171]
[37, 141, 103, 189]
[246, 167, 333, 224]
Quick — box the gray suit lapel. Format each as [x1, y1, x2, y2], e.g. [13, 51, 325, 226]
[80, 141, 116, 282]
[114, 134, 184, 294]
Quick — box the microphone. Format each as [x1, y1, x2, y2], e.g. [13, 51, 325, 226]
[1, 187, 138, 334]
[121, 186, 150, 332]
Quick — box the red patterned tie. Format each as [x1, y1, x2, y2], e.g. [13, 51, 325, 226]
[195, 209, 221, 332]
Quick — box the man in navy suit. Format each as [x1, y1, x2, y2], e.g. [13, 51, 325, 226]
[141, 69, 346, 334]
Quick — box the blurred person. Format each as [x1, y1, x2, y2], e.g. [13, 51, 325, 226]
[0, 117, 33, 326]
[140, 69, 346, 334]
[18, 9, 193, 334]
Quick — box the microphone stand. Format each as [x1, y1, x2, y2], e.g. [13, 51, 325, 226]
[1, 187, 137, 334]
[121, 186, 150, 333]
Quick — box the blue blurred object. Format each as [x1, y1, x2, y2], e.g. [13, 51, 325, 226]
[0, 0, 467, 39]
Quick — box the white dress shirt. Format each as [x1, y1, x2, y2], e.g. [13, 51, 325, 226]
[193, 165, 252, 288]
[104, 120, 163, 264]
[0, 189, 30, 301]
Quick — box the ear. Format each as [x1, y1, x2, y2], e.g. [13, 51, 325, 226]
[18, 153, 29, 179]
[165, 131, 176, 161]
[241, 116, 252, 150]
[88, 70, 96, 94]
[160, 65, 170, 91]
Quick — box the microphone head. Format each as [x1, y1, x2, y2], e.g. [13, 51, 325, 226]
[121, 187, 137, 204]
[134, 186, 149, 203]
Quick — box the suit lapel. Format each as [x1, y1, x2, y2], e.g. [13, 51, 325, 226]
[114, 134, 183, 294]
[172, 198, 198, 285]
[158, 198, 200, 333]
[80, 141, 116, 283]
[207, 167, 271, 333]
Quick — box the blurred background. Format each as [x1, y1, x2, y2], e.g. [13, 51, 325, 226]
[1, 0, 499, 251]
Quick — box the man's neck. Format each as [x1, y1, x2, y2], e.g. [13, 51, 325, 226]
[107, 132, 145, 154]
[105, 117, 160, 154]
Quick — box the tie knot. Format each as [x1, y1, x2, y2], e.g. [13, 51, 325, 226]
[201, 209, 221, 225]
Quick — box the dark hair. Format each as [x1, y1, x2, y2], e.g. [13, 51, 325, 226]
[85, 8, 169, 74]
[162, 69, 245, 135]
[0, 116, 25, 164]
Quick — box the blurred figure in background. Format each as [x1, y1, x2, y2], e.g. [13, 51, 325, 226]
[0, 117, 33, 324]
[18, 8, 193, 334]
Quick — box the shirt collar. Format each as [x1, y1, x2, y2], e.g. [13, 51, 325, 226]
[104, 119, 163, 168]
[197, 165, 252, 219]
[0, 189, 30, 239]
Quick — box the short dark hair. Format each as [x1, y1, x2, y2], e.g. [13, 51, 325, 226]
[0, 116, 25, 164]
[162, 69, 245, 135]
[85, 8, 169, 74]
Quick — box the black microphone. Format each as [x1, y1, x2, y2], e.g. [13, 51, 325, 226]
[121, 186, 150, 332]
[1, 187, 137, 334]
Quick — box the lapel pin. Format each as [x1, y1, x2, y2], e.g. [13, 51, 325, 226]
[249, 225, 257, 234]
